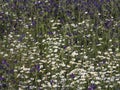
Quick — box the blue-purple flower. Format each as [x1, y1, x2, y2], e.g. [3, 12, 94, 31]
[1, 59, 9, 67]
[0, 76, 4, 81]
[88, 84, 97, 90]
[50, 80, 54, 85]
[70, 73, 75, 79]
[30, 64, 40, 72]
[35, 64, 40, 72]
[104, 20, 112, 29]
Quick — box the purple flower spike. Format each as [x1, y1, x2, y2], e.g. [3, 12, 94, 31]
[50, 80, 54, 85]
[31, 21, 36, 26]
[2, 59, 7, 65]
[63, 46, 67, 49]
[100, 0, 104, 2]
[0, 76, 4, 81]
[102, 59, 106, 64]
[1, 59, 9, 67]
[88, 84, 97, 90]
[2, 83, 7, 88]
[70, 73, 75, 79]
[104, 20, 112, 29]
[35, 64, 40, 72]
[8, 69, 14, 74]
[66, 10, 71, 17]
[48, 31, 53, 35]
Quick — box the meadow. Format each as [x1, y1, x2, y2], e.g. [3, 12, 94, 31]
[0, 0, 120, 90]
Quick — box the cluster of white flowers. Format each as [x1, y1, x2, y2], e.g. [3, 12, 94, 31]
[0, 17, 120, 89]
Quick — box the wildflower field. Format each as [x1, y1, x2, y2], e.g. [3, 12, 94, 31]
[0, 0, 120, 90]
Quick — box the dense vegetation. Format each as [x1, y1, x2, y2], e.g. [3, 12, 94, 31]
[0, 0, 120, 90]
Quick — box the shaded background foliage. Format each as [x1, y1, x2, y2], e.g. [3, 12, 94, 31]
[0, 0, 120, 39]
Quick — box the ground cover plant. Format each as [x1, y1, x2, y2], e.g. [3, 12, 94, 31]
[0, 0, 120, 90]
